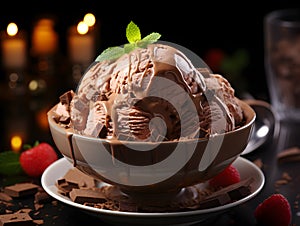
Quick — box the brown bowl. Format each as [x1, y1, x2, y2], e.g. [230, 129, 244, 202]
[47, 99, 255, 196]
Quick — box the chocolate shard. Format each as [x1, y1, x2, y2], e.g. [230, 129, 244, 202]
[197, 193, 231, 209]
[55, 179, 79, 196]
[198, 177, 253, 209]
[0, 212, 34, 226]
[59, 90, 74, 105]
[277, 146, 300, 164]
[3, 183, 39, 198]
[119, 201, 138, 212]
[0, 193, 12, 202]
[63, 168, 96, 188]
[69, 188, 107, 204]
[34, 191, 52, 204]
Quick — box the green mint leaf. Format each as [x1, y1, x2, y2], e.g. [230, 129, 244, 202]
[141, 32, 161, 43]
[0, 151, 23, 175]
[126, 21, 141, 44]
[124, 43, 136, 53]
[95, 46, 125, 62]
[95, 21, 161, 63]
[137, 33, 161, 48]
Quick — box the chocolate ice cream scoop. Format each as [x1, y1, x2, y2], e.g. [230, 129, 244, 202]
[70, 43, 243, 141]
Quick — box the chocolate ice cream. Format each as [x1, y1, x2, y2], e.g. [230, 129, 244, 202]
[55, 43, 243, 142]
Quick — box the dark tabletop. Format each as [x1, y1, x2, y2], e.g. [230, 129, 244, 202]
[1, 119, 300, 226]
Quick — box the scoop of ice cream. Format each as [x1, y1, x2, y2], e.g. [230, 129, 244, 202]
[69, 43, 243, 141]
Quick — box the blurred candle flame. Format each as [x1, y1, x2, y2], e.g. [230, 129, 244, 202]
[83, 13, 96, 27]
[11, 135, 22, 152]
[7, 22, 18, 36]
[77, 21, 89, 35]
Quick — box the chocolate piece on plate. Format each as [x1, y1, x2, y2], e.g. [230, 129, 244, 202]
[0, 212, 34, 226]
[119, 201, 139, 212]
[197, 193, 231, 209]
[55, 179, 79, 196]
[62, 168, 96, 188]
[3, 183, 39, 198]
[55, 168, 97, 196]
[69, 188, 107, 204]
[198, 177, 253, 209]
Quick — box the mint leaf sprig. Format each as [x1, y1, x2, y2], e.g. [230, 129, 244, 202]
[96, 21, 161, 62]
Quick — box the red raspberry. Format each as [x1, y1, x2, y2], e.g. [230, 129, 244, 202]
[209, 164, 240, 188]
[254, 193, 292, 226]
[20, 142, 58, 177]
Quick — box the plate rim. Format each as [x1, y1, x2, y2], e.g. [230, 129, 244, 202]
[41, 156, 265, 218]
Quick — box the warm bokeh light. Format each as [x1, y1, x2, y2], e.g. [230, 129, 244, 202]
[77, 21, 89, 35]
[11, 135, 22, 152]
[29, 80, 39, 91]
[7, 22, 18, 36]
[83, 13, 96, 27]
[36, 106, 49, 131]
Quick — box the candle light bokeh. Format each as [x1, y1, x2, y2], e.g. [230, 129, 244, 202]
[67, 19, 96, 65]
[10, 135, 22, 152]
[1, 22, 27, 69]
[31, 18, 58, 56]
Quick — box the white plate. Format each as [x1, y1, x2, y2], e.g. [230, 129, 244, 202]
[41, 157, 265, 226]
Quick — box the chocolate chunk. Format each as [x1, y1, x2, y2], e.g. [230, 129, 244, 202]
[119, 201, 138, 212]
[59, 90, 74, 105]
[69, 188, 107, 204]
[198, 193, 231, 209]
[277, 146, 300, 163]
[0, 213, 34, 226]
[199, 177, 253, 209]
[34, 191, 52, 204]
[32, 219, 44, 225]
[55, 179, 79, 196]
[228, 185, 251, 201]
[3, 183, 39, 198]
[0, 193, 12, 202]
[63, 168, 96, 188]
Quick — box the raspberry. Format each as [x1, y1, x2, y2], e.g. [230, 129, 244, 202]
[20, 142, 58, 177]
[254, 193, 292, 226]
[209, 164, 240, 188]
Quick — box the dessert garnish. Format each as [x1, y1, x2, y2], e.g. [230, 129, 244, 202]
[208, 164, 241, 188]
[95, 21, 161, 62]
[254, 193, 292, 226]
[19, 142, 58, 178]
[0, 141, 58, 177]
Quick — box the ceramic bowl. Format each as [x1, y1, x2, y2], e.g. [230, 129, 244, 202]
[47, 99, 255, 196]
